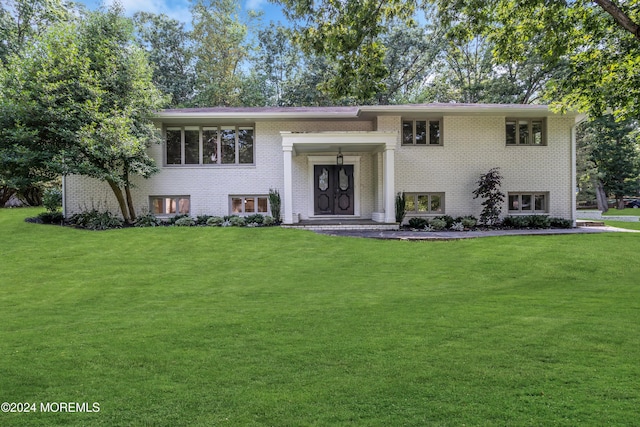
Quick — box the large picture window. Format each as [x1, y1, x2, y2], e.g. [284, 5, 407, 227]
[150, 196, 190, 216]
[404, 193, 444, 214]
[402, 119, 442, 146]
[506, 119, 545, 145]
[165, 126, 254, 165]
[508, 192, 548, 213]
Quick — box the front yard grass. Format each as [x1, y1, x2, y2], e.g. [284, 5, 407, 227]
[1, 208, 639, 426]
[602, 208, 640, 216]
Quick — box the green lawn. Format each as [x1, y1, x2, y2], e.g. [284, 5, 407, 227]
[603, 208, 640, 216]
[1, 208, 639, 426]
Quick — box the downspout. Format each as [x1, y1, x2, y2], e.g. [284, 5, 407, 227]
[61, 174, 67, 219]
[571, 114, 588, 227]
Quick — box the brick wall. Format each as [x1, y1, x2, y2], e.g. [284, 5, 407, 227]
[64, 114, 574, 221]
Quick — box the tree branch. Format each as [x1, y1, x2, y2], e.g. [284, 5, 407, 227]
[593, 0, 640, 40]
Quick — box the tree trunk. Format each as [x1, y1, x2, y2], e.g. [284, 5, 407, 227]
[0, 186, 16, 206]
[616, 196, 626, 210]
[106, 179, 131, 223]
[595, 181, 609, 212]
[124, 182, 136, 222]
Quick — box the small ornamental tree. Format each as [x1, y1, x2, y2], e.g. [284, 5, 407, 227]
[473, 167, 505, 226]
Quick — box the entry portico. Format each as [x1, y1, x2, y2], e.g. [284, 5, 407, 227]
[281, 131, 397, 225]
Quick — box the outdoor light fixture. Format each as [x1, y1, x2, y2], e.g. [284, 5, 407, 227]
[336, 148, 343, 165]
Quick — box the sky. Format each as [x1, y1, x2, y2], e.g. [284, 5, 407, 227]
[77, 0, 287, 27]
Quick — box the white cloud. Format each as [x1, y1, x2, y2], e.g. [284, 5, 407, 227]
[245, 0, 267, 11]
[106, 0, 192, 25]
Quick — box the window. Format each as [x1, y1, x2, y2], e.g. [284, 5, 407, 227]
[508, 192, 548, 213]
[230, 196, 269, 215]
[402, 119, 442, 146]
[506, 119, 545, 145]
[165, 126, 254, 165]
[404, 193, 444, 214]
[150, 196, 190, 215]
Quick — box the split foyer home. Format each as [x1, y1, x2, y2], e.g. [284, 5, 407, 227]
[62, 103, 584, 226]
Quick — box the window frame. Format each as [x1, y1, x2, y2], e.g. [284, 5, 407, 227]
[507, 192, 549, 214]
[402, 119, 443, 146]
[505, 118, 546, 146]
[164, 125, 254, 166]
[404, 192, 445, 215]
[149, 195, 191, 216]
[229, 195, 270, 216]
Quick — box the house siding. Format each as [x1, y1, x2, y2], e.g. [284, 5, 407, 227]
[64, 110, 575, 221]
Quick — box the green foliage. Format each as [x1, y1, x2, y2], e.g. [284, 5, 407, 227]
[196, 215, 213, 225]
[206, 216, 225, 226]
[263, 215, 276, 226]
[134, 212, 161, 227]
[69, 209, 123, 230]
[174, 216, 196, 227]
[0, 4, 167, 224]
[36, 210, 64, 225]
[428, 217, 447, 230]
[268, 188, 281, 223]
[407, 217, 427, 229]
[228, 215, 246, 227]
[245, 214, 265, 225]
[167, 214, 190, 225]
[133, 12, 194, 107]
[473, 167, 505, 226]
[550, 217, 572, 229]
[460, 216, 477, 229]
[503, 215, 551, 229]
[42, 187, 62, 212]
[581, 115, 640, 209]
[395, 191, 406, 223]
[433, 215, 455, 229]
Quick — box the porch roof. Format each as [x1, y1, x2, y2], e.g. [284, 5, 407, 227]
[280, 131, 397, 155]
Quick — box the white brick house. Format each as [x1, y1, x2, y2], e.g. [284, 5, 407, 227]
[62, 104, 584, 225]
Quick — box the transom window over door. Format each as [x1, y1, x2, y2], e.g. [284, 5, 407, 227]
[165, 126, 254, 165]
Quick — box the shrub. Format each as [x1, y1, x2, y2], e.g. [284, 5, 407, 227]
[395, 192, 406, 223]
[450, 222, 465, 231]
[408, 217, 427, 229]
[550, 217, 572, 228]
[246, 214, 265, 225]
[529, 215, 551, 229]
[168, 214, 190, 225]
[269, 188, 281, 223]
[42, 187, 62, 212]
[37, 211, 64, 225]
[434, 215, 455, 228]
[429, 218, 447, 230]
[228, 216, 246, 227]
[134, 213, 161, 227]
[196, 215, 213, 226]
[174, 216, 195, 227]
[206, 216, 224, 226]
[461, 216, 477, 229]
[70, 209, 123, 230]
[503, 215, 530, 228]
[263, 216, 275, 226]
[473, 168, 505, 226]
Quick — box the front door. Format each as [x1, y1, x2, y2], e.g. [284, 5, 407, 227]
[314, 165, 354, 215]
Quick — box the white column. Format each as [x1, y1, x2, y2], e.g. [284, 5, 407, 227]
[383, 144, 395, 223]
[283, 144, 294, 224]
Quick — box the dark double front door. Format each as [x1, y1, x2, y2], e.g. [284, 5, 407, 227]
[314, 165, 354, 215]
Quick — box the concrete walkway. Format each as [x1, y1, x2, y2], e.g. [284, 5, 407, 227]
[315, 225, 640, 240]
